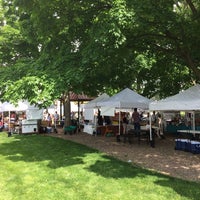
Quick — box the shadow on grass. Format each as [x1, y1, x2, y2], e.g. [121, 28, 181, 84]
[155, 179, 200, 200]
[0, 133, 96, 168]
[86, 154, 155, 179]
[87, 155, 200, 199]
[0, 133, 162, 180]
[0, 133, 200, 199]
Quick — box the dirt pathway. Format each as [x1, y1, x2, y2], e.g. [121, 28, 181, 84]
[49, 129, 200, 182]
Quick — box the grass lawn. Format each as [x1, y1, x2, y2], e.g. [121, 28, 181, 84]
[0, 132, 199, 200]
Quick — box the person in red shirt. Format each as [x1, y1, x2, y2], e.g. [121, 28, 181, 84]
[0, 120, 4, 131]
[10, 112, 16, 122]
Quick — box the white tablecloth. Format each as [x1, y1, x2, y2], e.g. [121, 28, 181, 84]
[83, 124, 96, 135]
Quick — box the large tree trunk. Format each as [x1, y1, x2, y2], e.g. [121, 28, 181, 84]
[63, 91, 71, 127]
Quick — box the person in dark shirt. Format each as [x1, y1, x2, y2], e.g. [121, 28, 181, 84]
[122, 113, 129, 134]
[104, 116, 111, 125]
[97, 109, 103, 125]
[132, 108, 140, 131]
[97, 115, 103, 125]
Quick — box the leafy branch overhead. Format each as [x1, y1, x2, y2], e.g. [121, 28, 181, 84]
[0, 0, 200, 106]
[1, 76, 58, 108]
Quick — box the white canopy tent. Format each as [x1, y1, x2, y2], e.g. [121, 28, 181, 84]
[0, 101, 43, 132]
[97, 88, 151, 110]
[149, 84, 200, 111]
[0, 101, 43, 119]
[96, 88, 152, 135]
[81, 94, 110, 134]
[0, 100, 40, 112]
[0, 101, 43, 131]
[0, 101, 25, 132]
[149, 84, 200, 141]
[84, 93, 111, 121]
[0, 102, 17, 112]
[84, 93, 110, 109]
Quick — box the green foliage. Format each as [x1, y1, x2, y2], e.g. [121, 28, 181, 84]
[2, 76, 58, 108]
[0, 0, 200, 103]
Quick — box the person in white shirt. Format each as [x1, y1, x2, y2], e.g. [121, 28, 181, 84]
[54, 111, 59, 121]
[151, 111, 157, 125]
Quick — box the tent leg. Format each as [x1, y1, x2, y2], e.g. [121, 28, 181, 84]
[116, 135, 121, 142]
[150, 128, 155, 148]
[150, 140, 155, 148]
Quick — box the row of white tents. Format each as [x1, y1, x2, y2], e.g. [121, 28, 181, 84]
[150, 84, 200, 111]
[83, 84, 200, 144]
[2, 84, 199, 121]
[0, 100, 43, 120]
[84, 88, 150, 110]
[85, 84, 200, 116]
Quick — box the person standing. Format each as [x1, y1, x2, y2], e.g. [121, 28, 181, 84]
[157, 113, 165, 139]
[53, 111, 59, 133]
[151, 111, 157, 125]
[122, 113, 129, 134]
[46, 113, 52, 133]
[132, 108, 141, 131]
[54, 111, 59, 123]
[122, 113, 130, 143]
[0, 120, 4, 131]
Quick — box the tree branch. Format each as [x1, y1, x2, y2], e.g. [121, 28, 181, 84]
[185, 0, 198, 16]
[181, 49, 200, 79]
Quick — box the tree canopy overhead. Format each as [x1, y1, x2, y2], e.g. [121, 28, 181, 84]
[0, 0, 200, 107]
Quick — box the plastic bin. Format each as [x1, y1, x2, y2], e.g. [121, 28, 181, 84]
[175, 139, 191, 151]
[64, 125, 77, 135]
[180, 139, 188, 151]
[175, 139, 181, 150]
[191, 141, 200, 154]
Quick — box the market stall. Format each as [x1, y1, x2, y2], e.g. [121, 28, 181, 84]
[96, 88, 152, 137]
[149, 84, 200, 141]
[83, 93, 110, 134]
[0, 100, 43, 134]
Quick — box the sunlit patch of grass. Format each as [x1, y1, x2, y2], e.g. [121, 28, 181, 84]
[0, 132, 199, 200]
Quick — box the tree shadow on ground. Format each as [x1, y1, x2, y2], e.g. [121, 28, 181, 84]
[155, 178, 200, 200]
[1, 133, 199, 200]
[0, 133, 96, 168]
[86, 154, 157, 179]
[86, 154, 200, 199]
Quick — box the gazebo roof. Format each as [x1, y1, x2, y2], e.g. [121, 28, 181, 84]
[69, 92, 94, 101]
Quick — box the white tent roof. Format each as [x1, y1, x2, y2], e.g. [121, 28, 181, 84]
[96, 88, 151, 110]
[84, 93, 110, 109]
[0, 100, 39, 112]
[0, 100, 43, 120]
[0, 102, 16, 112]
[149, 84, 200, 111]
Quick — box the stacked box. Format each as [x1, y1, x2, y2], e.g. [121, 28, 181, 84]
[185, 140, 192, 152]
[175, 139, 200, 154]
[175, 139, 191, 151]
[175, 139, 181, 150]
[180, 139, 188, 151]
[191, 141, 200, 154]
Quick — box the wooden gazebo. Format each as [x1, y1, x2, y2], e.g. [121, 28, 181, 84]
[70, 92, 94, 122]
[59, 92, 94, 124]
